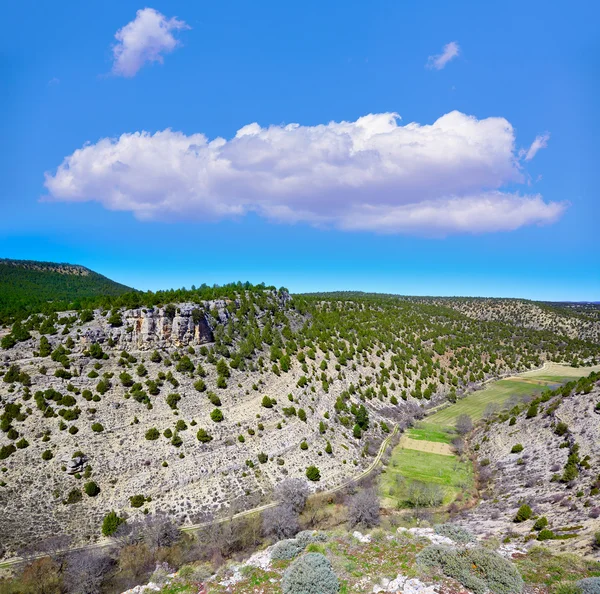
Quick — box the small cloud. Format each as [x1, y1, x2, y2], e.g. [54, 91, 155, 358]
[427, 41, 460, 70]
[523, 132, 550, 161]
[48, 77, 60, 86]
[111, 7, 189, 78]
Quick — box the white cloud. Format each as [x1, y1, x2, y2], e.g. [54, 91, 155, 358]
[44, 110, 566, 236]
[112, 8, 189, 77]
[523, 132, 550, 161]
[427, 41, 460, 70]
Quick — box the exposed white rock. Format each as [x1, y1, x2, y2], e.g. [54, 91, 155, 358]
[373, 574, 438, 593]
[353, 530, 372, 543]
[397, 526, 456, 546]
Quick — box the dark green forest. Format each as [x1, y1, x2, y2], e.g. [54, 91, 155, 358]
[0, 259, 132, 324]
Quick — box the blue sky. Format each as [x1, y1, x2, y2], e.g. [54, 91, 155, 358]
[1, 0, 598, 300]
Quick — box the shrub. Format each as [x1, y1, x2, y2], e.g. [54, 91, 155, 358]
[166, 393, 181, 410]
[262, 395, 274, 408]
[416, 545, 523, 594]
[282, 553, 339, 594]
[514, 504, 532, 522]
[348, 488, 380, 528]
[271, 538, 304, 561]
[455, 414, 473, 435]
[275, 478, 309, 513]
[577, 578, 600, 594]
[16, 438, 29, 449]
[64, 488, 82, 504]
[511, 444, 524, 453]
[102, 511, 125, 536]
[84, 481, 100, 497]
[263, 504, 299, 540]
[537, 529, 555, 541]
[196, 428, 213, 443]
[306, 465, 321, 481]
[258, 452, 268, 463]
[526, 403, 538, 418]
[193, 379, 206, 392]
[41, 449, 53, 461]
[554, 422, 569, 436]
[130, 494, 146, 508]
[533, 516, 548, 531]
[145, 427, 160, 440]
[210, 408, 224, 422]
[91, 422, 104, 432]
[296, 530, 327, 547]
[434, 523, 475, 544]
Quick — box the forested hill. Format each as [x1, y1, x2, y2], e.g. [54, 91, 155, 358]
[0, 259, 133, 323]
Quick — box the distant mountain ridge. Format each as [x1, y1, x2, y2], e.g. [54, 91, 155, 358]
[0, 258, 133, 323]
[0, 258, 95, 276]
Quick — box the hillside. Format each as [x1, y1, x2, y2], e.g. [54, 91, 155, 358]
[0, 259, 133, 324]
[0, 286, 599, 561]
[462, 371, 600, 556]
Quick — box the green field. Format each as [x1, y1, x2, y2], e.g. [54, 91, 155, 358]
[380, 447, 473, 508]
[405, 424, 453, 444]
[427, 378, 548, 428]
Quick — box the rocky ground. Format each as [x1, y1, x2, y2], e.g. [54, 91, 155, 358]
[1, 291, 598, 562]
[0, 296, 410, 558]
[460, 375, 600, 557]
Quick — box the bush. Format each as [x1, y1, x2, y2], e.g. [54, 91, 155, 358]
[91, 422, 104, 432]
[306, 465, 321, 481]
[263, 504, 299, 540]
[0, 444, 16, 460]
[102, 511, 125, 536]
[282, 553, 339, 594]
[537, 529, 555, 541]
[416, 545, 523, 594]
[554, 422, 569, 436]
[84, 481, 100, 497]
[533, 516, 548, 531]
[455, 414, 473, 435]
[295, 530, 327, 547]
[514, 504, 532, 522]
[41, 449, 53, 461]
[210, 408, 224, 422]
[275, 478, 309, 512]
[145, 427, 160, 440]
[577, 578, 600, 594]
[64, 488, 82, 504]
[196, 428, 213, 443]
[511, 444, 524, 453]
[434, 523, 475, 544]
[271, 538, 305, 561]
[347, 488, 380, 528]
[166, 393, 181, 410]
[130, 494, 146, 508]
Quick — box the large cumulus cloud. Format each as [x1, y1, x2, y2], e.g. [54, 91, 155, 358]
[44, 111, 565, 235]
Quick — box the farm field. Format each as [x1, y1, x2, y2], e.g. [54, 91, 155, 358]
[379, 446, 473, 508]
